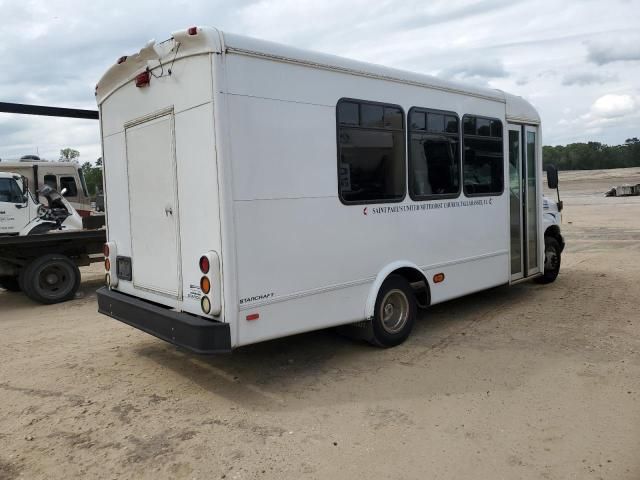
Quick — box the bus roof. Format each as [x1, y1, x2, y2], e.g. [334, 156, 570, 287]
[96, 26, 540, 124]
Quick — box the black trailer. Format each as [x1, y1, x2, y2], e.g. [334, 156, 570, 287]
[0, 229, 105, 303]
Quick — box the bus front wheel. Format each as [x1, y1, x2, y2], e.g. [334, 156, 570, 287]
[370, 275, 416, 347]
[537, 237, 561, 284]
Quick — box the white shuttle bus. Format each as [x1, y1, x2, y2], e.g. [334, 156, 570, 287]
[96, 26, 564, 353]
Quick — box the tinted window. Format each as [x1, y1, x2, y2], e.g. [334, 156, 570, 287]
[360, 104, 384, 128]
[409, 108, 460, 199]
[0, 178, 24, 203]
[337, 99, 405, 203]
[60, 177, 78, 196]
[338, 102, 359, 126]
[44, 175, 57, 189]
[463, 115, 504, 196]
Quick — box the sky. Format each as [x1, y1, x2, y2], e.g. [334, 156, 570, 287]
[0, 0, 639, 163]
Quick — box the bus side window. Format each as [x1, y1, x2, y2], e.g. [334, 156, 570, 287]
[462, 115, 503, 196]
[44, 174, 58, 190]
[337, 99, 406, 204]
[408, 108, 460, 200]
[59, 177, 78, 197]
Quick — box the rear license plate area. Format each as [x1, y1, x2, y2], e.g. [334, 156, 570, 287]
[116, 256, 132, 281]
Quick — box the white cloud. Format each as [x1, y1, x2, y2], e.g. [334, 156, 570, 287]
[591, 94, 637, 118]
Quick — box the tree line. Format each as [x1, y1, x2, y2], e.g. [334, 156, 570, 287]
[543, 138, 640, 171]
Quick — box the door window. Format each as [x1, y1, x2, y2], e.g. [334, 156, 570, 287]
[0, 178, 24, 203]
[526, 131, 538, 271]
[508, 129, 522, 277]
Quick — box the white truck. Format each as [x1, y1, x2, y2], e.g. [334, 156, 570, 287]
[0, 158, 93, 217]
[0, 172, 105, 302]
[0, 172, 83, 235]
[96, 26, 565, 353]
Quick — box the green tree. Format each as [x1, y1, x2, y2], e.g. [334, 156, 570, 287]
[543, 137, 640, 171]
[59, 148, 80, 161]
[81, 160, 103, 196]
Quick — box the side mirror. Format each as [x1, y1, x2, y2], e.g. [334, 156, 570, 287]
[21, 176, 29, 194]
[546, 164, 558, 190]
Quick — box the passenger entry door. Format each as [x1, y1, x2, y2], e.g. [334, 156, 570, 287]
[508, 124, 540, 280]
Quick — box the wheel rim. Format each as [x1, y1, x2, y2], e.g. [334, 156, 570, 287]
[380, 289, 409, 334]
[35, 263, 74, 300]
[544, 246, 559, 273]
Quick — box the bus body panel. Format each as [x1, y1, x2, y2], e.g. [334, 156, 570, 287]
[100, 53, 224, 320]
[223, 53, 510, 346]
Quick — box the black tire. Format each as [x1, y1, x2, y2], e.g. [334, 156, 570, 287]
[0, 276, 21, 292]
[536, 237, 561, 284]
[21, 254, 81, 304]
[370, 275, 416, 347]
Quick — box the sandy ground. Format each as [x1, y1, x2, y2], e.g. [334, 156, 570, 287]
[1, 168, 639, 480]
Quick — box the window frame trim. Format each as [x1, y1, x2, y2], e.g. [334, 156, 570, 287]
[336, 97, 407, 206]
[461, 114, 505, 198]
[407, 106, 462, 202]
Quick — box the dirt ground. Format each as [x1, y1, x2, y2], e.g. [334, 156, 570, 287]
[1, 168, 639, 480]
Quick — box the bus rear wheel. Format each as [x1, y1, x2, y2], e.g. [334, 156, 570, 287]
[370, 275, 416, 347]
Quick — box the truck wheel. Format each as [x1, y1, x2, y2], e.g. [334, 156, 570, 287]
[536, 237, 561, 284]
[370, 275, 416, 347]
[0, 276, 21, 292]
[21, 254, 81, 304]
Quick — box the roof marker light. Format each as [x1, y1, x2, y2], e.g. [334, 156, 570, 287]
[187, 26, 198, 35]
[135, 70, 150, 88]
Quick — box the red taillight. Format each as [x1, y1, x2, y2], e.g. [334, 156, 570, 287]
[103, 244, 109, 257]
[135, 71, 150, 88]
[187, 26, 198, 35]
[117, 55, 128, 64]
[105, 258, 111, 271]
[246, 313, 259, 321]
[199, 256, 210, 274]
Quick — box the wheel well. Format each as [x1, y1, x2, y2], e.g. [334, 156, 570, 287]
[389, 267, 431, 308]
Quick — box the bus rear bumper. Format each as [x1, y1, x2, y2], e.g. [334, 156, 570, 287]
[97, 287, 231, 354]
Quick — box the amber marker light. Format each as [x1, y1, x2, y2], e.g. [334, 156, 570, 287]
[200, 276, 211, 295]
